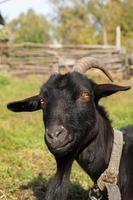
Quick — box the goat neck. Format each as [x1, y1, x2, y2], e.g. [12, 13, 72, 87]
[77, 108, 114, 183]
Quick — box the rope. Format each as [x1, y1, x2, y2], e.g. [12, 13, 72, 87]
[97, 129, 124, 200]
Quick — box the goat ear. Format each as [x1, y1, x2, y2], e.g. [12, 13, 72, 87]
[94, 83, 131, 101]
[7, 95, 41, 112]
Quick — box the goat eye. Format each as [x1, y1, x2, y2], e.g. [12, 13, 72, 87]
[80, 91, 90, 101]
[40, 98, 45, 109]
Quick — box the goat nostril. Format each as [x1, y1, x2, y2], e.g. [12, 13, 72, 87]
[46, 126, 67, 140]
[55, 129, 63, 137]
[46, 129, 53, 139]
[47, 132, 52, 139]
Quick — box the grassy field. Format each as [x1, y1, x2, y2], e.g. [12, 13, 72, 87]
[0, 71, 133, 200]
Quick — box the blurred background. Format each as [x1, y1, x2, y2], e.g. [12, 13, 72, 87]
[0, 0, 133, 199]
[0, 0, 133, 49]
[0, 0, 133, 78]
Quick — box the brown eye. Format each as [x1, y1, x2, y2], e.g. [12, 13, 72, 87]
[40, 98, 45, 109]
[80, 91, 90, 101]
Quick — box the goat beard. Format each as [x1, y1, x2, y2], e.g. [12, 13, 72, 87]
[45, 156, 74, 200]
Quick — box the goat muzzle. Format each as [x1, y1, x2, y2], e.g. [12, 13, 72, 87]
[45, 125, 73, 154]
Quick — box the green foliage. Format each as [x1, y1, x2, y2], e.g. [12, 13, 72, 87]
[2, 1, 132, 50]
[6, 9, 51, 43]
[0, 28, 9, 40]
[88, 0, 123, 44]
[120, 0, 133, 51]
[55, 6, 98, 44]
[0, 13, 5, 25]
[51, 0, 133, 51]
[88, 0, 133, 49]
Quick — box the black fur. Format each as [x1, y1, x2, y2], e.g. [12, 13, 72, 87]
[7, 72, 132, 200]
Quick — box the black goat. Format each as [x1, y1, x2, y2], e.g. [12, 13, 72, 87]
[7, 58, 132, 200]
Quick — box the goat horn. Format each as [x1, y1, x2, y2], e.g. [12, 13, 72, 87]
[72, 57, 113, 82]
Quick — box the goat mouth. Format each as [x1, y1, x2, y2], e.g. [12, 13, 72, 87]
[55, 139, 73, 151]
[45, 135, 74, 154]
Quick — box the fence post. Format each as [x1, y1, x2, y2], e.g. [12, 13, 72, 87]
[116, 26, 121, 51]
[103, 27, 108, 45]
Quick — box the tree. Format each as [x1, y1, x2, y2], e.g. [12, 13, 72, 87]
[87, 0, 133, 50]
[6, 9, 52, 43]
[50, 0, 98, 44]
[56, 6, 98, 44]
[0, 13, 5, 25]
[120, 0, 133, 51]
[50, 0, 133, 51]
[88, 0, 124, 45]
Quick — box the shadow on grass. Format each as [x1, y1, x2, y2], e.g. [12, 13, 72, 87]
[20, 173, 88, 200]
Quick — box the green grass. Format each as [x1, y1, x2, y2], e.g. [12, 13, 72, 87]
[0, 71, 132, 200]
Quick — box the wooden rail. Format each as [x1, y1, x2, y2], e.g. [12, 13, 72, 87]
[0, 42, 132, 78]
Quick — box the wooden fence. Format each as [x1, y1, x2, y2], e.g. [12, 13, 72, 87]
[0, 41, 132, 78]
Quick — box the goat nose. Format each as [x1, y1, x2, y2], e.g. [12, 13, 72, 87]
[46, 126, 67, 140]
